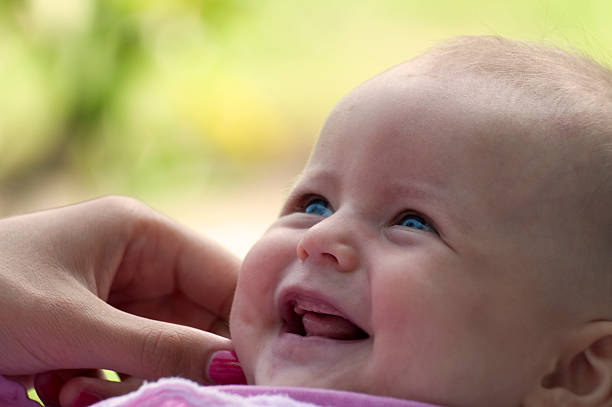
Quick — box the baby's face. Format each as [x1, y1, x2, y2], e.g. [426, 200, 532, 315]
[230, 73, 602, 406]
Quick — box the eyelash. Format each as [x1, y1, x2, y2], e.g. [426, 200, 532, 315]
[393, 211, 438, 234]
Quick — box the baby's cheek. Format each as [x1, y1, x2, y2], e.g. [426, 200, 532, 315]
[230, 263, 272, 383]
[240, 227, 299, 299]
[232, 250, 276, 329]
[239, 239, 286, 307]
[231, 233, 290, 350]
[231, 226, 301, 384]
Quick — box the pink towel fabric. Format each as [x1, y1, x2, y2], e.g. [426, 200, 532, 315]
[0, 375, 443, 407]
[0, 376, 40, 407]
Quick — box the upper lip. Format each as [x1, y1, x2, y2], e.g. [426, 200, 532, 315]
[277, 287, 370, 338]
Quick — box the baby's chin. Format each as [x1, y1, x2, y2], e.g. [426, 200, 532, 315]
[253, 366, 377, 396]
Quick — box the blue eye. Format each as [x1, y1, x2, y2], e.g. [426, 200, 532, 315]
[397, 213, 436, 233]
[304, 198, 334, 217]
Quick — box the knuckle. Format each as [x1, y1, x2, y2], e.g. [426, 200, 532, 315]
[95, 195, 147, 218]
[92, 195, 155, 235]
[139, 329, 193, 379]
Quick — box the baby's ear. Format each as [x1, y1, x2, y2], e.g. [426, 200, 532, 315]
[523, 321, 612, 407]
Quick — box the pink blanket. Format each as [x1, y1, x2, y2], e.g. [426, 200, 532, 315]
[0, 375, 442, 407]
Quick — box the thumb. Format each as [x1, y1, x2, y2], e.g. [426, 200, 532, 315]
[80, 307, 246, 385]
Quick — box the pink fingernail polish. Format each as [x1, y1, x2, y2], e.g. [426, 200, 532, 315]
[71, 392, 101, 407]
[208, 350, 247, 385]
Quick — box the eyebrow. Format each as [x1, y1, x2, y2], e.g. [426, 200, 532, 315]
[380, 181, 439, 202]
[289, 168, 339, 192]
[282, 172, 303, 197]
[290, 169, 443, 216]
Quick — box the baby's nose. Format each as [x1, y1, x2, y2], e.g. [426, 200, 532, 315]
[296, 217, 360, 272]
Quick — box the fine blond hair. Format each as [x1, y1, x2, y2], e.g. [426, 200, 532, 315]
[423, 36, 612, 111]
[410, 36, 612, 177]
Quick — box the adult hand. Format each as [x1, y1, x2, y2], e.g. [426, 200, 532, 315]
[0, 196, 244, 406]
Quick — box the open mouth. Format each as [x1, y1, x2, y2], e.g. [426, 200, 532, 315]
[281, 296, 369, 341]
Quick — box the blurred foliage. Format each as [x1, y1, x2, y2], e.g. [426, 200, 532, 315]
[0, 0, 611, 199]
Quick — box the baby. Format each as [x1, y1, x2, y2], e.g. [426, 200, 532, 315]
[229, 36, 612, 407]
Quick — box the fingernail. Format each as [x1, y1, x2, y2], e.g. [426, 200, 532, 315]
[207, 350, 247, 385]
[71, 392, 101, 407]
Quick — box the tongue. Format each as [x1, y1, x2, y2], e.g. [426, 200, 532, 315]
[302, 311, 365, 340]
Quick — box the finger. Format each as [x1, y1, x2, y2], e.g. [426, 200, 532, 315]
[109, 292, 231, 336]
[71, 306, 239, 384]
[34, 370, 101, 407]
[58, 376, 144, 407]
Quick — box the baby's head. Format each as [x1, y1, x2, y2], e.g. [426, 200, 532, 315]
[230, 36, 612, 407]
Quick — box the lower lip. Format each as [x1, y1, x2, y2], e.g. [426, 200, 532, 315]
[272, 327, 370, 361]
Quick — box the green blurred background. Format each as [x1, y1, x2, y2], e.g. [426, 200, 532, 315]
[1, 0, 611, 256]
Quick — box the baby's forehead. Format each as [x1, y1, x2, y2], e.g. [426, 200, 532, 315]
[328, 79, 551, 193]
[335, 69, 551, 154]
